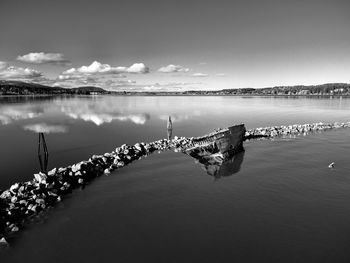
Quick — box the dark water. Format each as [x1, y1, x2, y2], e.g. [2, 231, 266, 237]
[1, 96, 350, 262]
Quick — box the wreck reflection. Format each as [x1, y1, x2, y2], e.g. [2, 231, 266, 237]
[190, 150, 245, 179]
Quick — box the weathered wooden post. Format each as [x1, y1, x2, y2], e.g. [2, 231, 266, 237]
[37, 132, 49, 174]
[167, 116, 173, 140]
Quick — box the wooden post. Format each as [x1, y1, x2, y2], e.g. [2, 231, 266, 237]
[167, 116, 173, 140]
[38, 133, 49, 174]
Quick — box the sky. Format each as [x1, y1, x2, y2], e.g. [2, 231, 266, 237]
[0, 0, 349, 91]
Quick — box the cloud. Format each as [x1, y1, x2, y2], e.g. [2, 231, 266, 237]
[0, 61, 8, 70]
[0, 65, 43, 80]
[17, 52, 70, 65]
[216, 73, 226, 76]
[192, 73, 208, 77]
[61, 61, 149, 76]
[158, 64, 190, 73]
[54, 74, 135, 89]
[23, 123, 68, 133]
[126, 63, 149, 73]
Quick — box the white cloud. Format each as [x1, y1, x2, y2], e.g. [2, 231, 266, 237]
[0, 61, 8, 70]
[61, 61, 149, 76]
[216, 73, 226, 76]
[23, 123, 68, 133]
[158, 64, 190, 73]
[192, 73, 208, 77]
[126, 63, 149, 73]
[0, 65, 43, 80]
[17, 52, 70, 65]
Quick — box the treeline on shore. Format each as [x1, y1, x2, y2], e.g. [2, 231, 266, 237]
[1, 80, 350, 96]
[185, 83, 350, 95]
[0, 81, 109, 95]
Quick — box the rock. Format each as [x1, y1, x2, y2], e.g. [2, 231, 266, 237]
[11, 226, 19, 232]
[117, 161, 124, 168]
[0, 237, 9, 249]
[10, 183, 19, 192]
[104, 169, 111, 175]
[48, 168, 57, 176]
[34, 173, 47, 184]
[71, 163, 82, 173]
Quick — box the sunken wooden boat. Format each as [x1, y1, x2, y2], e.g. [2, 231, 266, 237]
[182, 124, 246, 165]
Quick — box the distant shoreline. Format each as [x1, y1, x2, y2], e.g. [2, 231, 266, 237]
[1, 94, 350, 98]
[1, 80, 350, 97]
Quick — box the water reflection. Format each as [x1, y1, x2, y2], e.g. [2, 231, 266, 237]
[58, 99, 151, 125]
[0, 104, 43, 125]
[192, 150, 245, 179]
[159, 111, 201, 123]
[23, 123, 68, 134]
[0, 96, 153, 127]
[64, 112, 150, 126]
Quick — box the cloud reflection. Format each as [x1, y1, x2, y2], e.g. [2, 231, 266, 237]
[0, 105, 43, 125]
[23, 123, 68, 133]
[67, 112, 150, 126]
[159, 111, 201, 123]
[58, 99, 150, 126]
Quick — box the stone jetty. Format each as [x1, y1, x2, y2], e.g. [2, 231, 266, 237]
[0, 137, 192, 243]
[245, 122, 350, 139]
[1, 121, 349, 244]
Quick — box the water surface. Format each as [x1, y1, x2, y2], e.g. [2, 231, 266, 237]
[1, 96, 350, 263]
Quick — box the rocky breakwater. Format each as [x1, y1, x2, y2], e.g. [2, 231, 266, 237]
[1, 121, 349, 246]
[0, 137, 193, 245]
[245, 122, 350, 139]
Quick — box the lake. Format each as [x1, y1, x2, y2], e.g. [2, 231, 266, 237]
[1, 95, 350, 263]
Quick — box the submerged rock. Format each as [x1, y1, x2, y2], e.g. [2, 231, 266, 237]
[0, 237, 9, 249]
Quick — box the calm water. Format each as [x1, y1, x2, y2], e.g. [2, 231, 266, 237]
[1, 96, 350, 263]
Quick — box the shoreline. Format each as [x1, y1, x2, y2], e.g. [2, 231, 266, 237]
[1, 94, 350, 98]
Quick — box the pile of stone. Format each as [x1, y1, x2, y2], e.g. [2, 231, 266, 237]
[245, 122, 350, 139]
[1, 122, 349, 245]
[0, 138, 191, 244]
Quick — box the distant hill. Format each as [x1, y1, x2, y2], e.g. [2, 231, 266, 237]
[0, 80, 349, 96]
[0, 80, 67, 95]
[218, 83, 350, 95]
[72, 86, 108, 94]
[0, 80, 108, 95]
